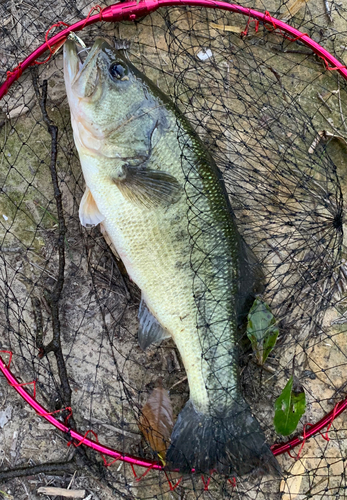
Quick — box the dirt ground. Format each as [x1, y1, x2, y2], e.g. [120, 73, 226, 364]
[1, 0, 347, 499]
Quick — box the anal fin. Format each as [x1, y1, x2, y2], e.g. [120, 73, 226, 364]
[138, 296, 170, 350]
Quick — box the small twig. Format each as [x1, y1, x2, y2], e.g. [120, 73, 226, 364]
[67, 470, 77, 490]
[210, 22, 243, 33]
[304, 477, 329, 497]
[37, 487, 85, 498]
[324, 0, 333, 22]
[32, 69, 73, 424]
[272, 46, 315, 56]
[317, 92, 332, 112]
[251, 359, 276, 374]
[169, 376, 188, 390]
[281, 0, 312, 21]
[0, 462, 78, 482]
[0, 246, 21, 253]
[88, 417, 141, 440]
[20, 481, 30, 498]
[317, 108, 347, 139]
[29, 261, 57, 281]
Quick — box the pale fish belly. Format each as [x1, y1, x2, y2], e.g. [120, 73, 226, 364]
[81, 155, 212, 412]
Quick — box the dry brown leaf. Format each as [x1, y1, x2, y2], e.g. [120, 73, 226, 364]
[138, 385, 173, 460]
[210, 22, 243, 33]
[281, 0, 311, 21]
[280, 458, 306, 500]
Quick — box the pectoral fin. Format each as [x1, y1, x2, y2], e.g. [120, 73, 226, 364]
[79, 186, 105, 227]
[112, 166, 182, 208]
[138, 296, 171, 350]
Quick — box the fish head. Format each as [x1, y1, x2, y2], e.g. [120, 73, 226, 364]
[65, 37, 182, 211]
[64, 38, 157, 136]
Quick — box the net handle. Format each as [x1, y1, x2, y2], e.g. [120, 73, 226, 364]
[1, 0, 347, 100]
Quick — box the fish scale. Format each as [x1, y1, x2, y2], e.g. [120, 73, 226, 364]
[81, 118, 219, 412]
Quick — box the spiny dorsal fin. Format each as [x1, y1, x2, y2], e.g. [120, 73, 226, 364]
[112, 166, 182, 208]
[79, 186, 105, 227]
[138, 295, 171, 350]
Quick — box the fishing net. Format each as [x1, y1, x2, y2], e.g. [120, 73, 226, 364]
[1, 0, 347, 498]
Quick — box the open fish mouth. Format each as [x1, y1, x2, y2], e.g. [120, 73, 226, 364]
[64, 37, 111, 99]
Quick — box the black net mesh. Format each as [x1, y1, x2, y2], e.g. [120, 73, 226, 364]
[1, 0, 347, 498]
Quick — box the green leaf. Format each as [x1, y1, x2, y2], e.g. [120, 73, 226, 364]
[246, 299, 279, 365]
[273, 376, 306, 436]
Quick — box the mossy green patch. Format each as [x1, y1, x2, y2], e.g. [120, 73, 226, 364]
[0, 103, 79, 254]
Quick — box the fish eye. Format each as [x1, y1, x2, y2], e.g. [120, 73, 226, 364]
[109, 62, 128, 80]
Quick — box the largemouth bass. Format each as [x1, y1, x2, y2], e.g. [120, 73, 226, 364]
[64, 37, 280, 475]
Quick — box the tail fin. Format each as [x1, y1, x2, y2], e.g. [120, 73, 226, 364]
[166, 399, 280, 476]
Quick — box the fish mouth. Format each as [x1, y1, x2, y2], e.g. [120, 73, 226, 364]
[64, 38, 111, 99]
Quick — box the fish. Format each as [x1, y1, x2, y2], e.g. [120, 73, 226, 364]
[63, 37, 280, 476]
